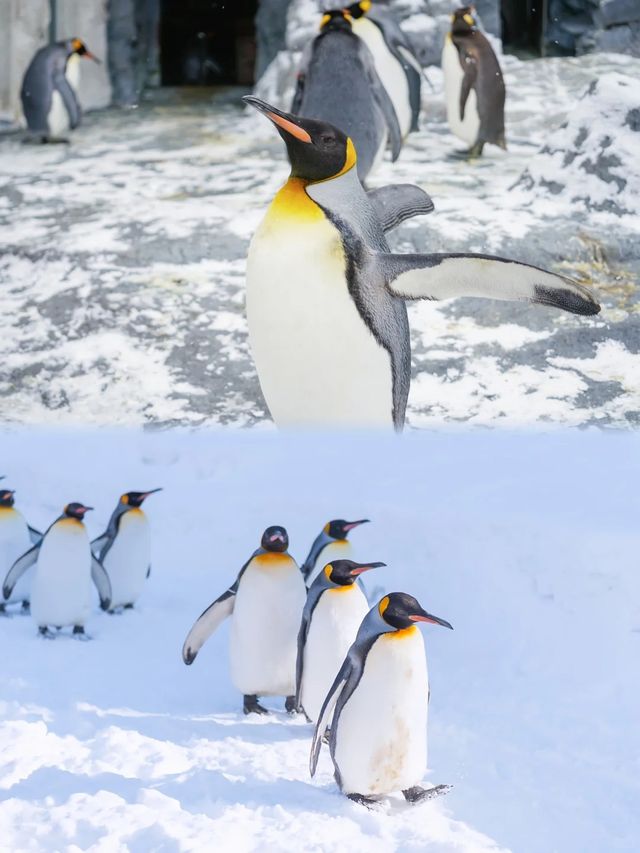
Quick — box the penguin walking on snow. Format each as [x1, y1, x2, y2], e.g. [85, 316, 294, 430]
[182, 526, 307, 715]
[91, 489, 162, 612]
[310, 592, 453, 806]
[21, 38, 100, 143]
[3, 503, 112, 638]
[301, 519, 370, 587]
[0, 481, 42, 613]
[295, 560, 384, 723]
[243, 96, 600, 430]
[442, 7, 506, 157]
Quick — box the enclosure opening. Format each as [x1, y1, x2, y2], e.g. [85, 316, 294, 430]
[160, 0, 258, 86]
[501, 0, 545, 57]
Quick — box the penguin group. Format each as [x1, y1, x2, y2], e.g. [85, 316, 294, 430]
[0, 478, 160, 637]
[183, 518, 453, 807]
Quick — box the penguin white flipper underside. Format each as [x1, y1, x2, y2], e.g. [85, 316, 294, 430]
[310, 656, 353, 776]
[381, 252, 601, 316]
[90, 531, 110, 555]
[367, 185, 434, 232]
[3, 543, 40, 600]
[182, 571, 244, 665]
[295, 583, 325, 707]
[28, 525, 43, 545]
[90, 555, 112, 610]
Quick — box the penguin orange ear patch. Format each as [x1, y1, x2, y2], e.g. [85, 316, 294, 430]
[121, 494, 129, 504]
[72, 38, 83, 51]
[463, 13, 475, 25]
[378, 595, 390, 617]
[324, 564, 333, 579]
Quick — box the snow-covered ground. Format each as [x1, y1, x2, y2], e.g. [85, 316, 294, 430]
[0, 428, 638, 852]
[0, 52, 638, 429]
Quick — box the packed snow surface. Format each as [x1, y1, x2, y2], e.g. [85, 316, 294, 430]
[0, 428, 638, 852]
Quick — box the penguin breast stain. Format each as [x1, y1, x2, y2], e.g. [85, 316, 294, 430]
[370, 712, 410, 792]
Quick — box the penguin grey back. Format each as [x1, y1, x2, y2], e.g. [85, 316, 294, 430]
[21, 41, 80, 134]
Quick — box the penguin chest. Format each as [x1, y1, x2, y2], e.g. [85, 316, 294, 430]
[334, 628, 429, 796]
[307, 540, 352, 586]
[442, 39, 480, 146]
[301, 586, 369, 723]
[246, 190, 394, 428]
[48, 56, 79, 137]
[230, 555, 306, 696]
[0, 509, 32, 603]
[102, 511, 150, 608]
[31, 521, 92, 627]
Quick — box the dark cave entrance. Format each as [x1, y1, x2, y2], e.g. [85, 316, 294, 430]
[500, 0, 546, 57]
[160, 0, 258, 86]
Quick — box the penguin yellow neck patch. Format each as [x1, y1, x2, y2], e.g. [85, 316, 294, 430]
[254, 551, 293, 567]
[265, 178, 324, 224]
[386, 625, 418, 640]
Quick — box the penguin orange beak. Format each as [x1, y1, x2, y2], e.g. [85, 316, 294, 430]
[350, 561, 385, 576]
[84, 51, 101, 64]
[343, 519, 369, 531]
[410, 609, 453, 630]
[243, 96, 312, 143]
[77, 505, 94, 516]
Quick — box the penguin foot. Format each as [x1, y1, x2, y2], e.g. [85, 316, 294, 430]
[346, 793, 381, 809]
[243, 694, 269, 715]
[45, 136, 71, 145]
[72, 625, 90, 641]
[38, 626, 56, 639]
[284, 695, 298, 715]
[467, 142, 485, 158]
[21, 600, 30, 613]
[402, 784, 452, 804]
[123, 603, 135, 610]
[0, 603, 5, 615]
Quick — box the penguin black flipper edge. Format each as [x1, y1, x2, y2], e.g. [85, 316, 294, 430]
[28, 525, 43, 545]
[367, 185, 434, 232]
[91, 555, 112, 611]
[362, 49, 402, 162]
[310, 656, 353, 777]
[459, 56, 477, 121]
[381, 252, 601, 316]
[3, 543, 41, 600]
[294, 583, 326, 708]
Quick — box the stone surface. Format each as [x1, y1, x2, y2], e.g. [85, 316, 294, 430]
[0, 0, 50, 125]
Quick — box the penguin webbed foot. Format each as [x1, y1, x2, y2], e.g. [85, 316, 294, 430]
[243, 694, 269, 715]
[467, 142, 484, 158]
[73, 625, 90, 641]
[38, 626, 56, 639]
[346, 792, 381, 809]
[284, 695, 298, 715]
[402, 784, 452, 805]
[21, 600, 30, 613]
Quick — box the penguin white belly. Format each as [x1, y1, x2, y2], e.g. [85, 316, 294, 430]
[353, 19, 412, 138]
[247, 196, 393, 428]
[442, 39, 480, 147]
[301, 586, 369, 722]
[31, 521, 92, 627]
[334, 628, 428, 796]
[0, 509, 33, 604]
[102, 511, 150, 608]
[230, 555, 306, 696]
[306, 540, 352, 587]
[47, 91, 70, 137]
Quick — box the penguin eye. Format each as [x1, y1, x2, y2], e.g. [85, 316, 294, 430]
[320, 134, 336, 146]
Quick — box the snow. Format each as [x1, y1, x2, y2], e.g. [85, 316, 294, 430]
[0, 428, 638, 852]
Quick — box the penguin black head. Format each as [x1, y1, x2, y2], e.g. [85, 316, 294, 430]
[69, 38, 101, 63]
[243, 97, 357, 183]
[64, 502, 93, 520]
[324, 518, 369, 541]
[451, 6, 478, 34]
[324, 559, 385, 586]
[319, 9, 352, 32]
[378, 592, 453, 631]
[120, 488, 162, 509]
[261, 525, 289, 553]
[344, 1, 372, 19]
[0, 489, 15, 507]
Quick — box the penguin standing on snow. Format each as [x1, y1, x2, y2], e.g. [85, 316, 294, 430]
[243, 96, 600, 430]
[91, 489, 162, 612]
[291, 9, 401, 181]
[310, 592, 453, 806]
[21, 38, 101, 143]
[295, 559, 384, 723]
[301, 519, 370, 587]
[0, 482, 42, 613]
[442, 7, 506, 157]
[3, 503, 112, 638]
[182, 526, 307, 715]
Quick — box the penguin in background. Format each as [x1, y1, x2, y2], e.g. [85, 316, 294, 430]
[301, 519, 370, 587]
[243, 96, 600, 430]
[0, 480, 42, 613]
[21, 38, 101, 143]
[310, 592, 453, 807]
[291, 9, 401, 182]
[91, 489, 162, 612]
[2, 503, 112, 638]
[295, 559, 385, 723]
[182, 526, 307, 715]
[442, 7, 506, 157]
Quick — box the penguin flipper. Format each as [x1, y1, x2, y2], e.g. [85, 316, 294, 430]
[3, 543, 40, 600]
[53, 71, 81, 129]
[381, 252, 601, 316]
[91, 556, 112, 611]
[367, 185, 434, 232]
[295, 584, 325, 707]
[182, 587, 236, 665]
[363, 51, 402, 161]
[459, 56, 477, 121]
[310, 657, 352, 777]
[28, 525, 43, 545]
[90, 531, 111, 558]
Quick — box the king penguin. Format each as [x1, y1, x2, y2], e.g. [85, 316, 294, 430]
[295, 559, 384, 723]
[182, 525, 307, 715]
[3, 503, 112, 637]
[301, 519, 370, 587]
[21, 38, 100, 143]
[442, 7, 506, 157]
[91, 489, 161, 612]
[0, 482, 42, 613]
[310, 592, 453, 806]
[244, 96, 600, 430]
[291, 9, 401, 181]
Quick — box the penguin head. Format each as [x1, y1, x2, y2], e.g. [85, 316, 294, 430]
[243, 97, 357, 183]
[319, 9, 353, 32]
[0, 488, 15, 507]
[451, 6, 478, 33]
[119, 488, 162, 509]
[69, 38, 101, 63]
[324, 559, 385, 586]
[324, 518, 369, 541]
[64, 502, 93, 520]
[261, 525, 289, 553]
[378, 592, 453, 631]
[344, 1, 372, 19]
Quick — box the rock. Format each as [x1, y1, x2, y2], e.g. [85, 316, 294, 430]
[253, 49, 300, 110]
[599, 0, 640, 28]
[255, 0, 291, 80]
